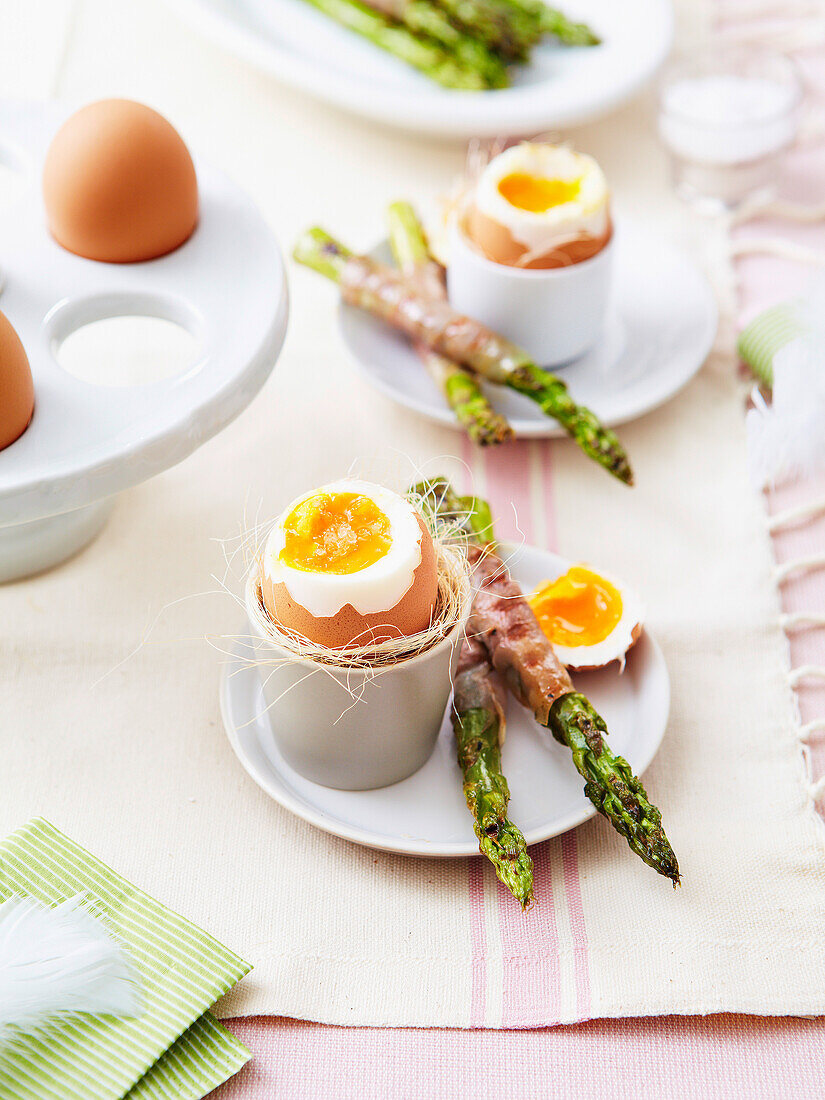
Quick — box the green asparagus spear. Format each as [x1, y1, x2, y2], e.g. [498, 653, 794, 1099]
[386, 199, 445, 295]
[498, 0, 600, 44]
[453, 633, 534, 908]
[387, 201, 513, 447]
[413, 478, 680, 885]
[548, 693, 678, 879]
[425, 0, 540, 60]
[294, 228, 632, 484]
[539, 7, 600, 45]
[358, 0, 510, 84]
[300, 0, 493, 89]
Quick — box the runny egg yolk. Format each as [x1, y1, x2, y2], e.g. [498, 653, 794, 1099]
[497, 172, 581, 213]
[279, 492, 392, 575]
[529, 567, 623, 648]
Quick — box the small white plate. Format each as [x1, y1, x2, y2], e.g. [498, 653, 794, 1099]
[338, 222, 718, 439]
[167, 0, 673, 139]
[220, 541, 670, 856]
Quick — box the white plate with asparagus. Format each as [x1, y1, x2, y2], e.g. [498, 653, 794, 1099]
[294, 210, 717, 481]
[221, 481, 675, 907]
[167, 0, 673, 138]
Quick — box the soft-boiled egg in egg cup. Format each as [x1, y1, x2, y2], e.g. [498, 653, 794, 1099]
[446, 142, 614, 366]
[247, 480, 471, 790]
[465, 144, 611, 270]
[528, 565, 643, 672]
[261, 479, 438, 649]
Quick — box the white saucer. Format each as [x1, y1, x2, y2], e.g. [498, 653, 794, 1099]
[169, 0, 673, 139]
[338, 222, 718, 439]
[0, 101, 288, 580]
[220, 541, 670, 857]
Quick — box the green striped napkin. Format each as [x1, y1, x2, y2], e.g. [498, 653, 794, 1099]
[737, 302, 803, 388]
[0, 819, 251, 1100]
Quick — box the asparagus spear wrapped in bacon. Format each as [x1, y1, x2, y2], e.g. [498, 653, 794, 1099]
[413, 478, 680, 885]
[293, 227, 632, 483]
[387, 201, 513, 447]
[453, 633, 534, 908]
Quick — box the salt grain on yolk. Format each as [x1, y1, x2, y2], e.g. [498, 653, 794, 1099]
[497, 172, 581, 213]
[279, 492, 392, 575]
[529, 567, 623, 648]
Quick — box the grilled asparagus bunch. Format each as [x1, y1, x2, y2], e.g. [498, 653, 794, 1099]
[299, 0, 600, 90]
[413, 477, 680, 886]
[294, 227, 632, 483]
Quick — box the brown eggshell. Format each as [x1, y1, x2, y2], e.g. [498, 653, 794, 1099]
[261, 515, 439, 649]
[564, 621, 643, 673]
[465, 205, 612, 269]
[0, 311, 34, 451]
[43, 99, 198, 263]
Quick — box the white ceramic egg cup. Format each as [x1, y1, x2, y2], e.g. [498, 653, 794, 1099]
[0, 101, 288, 581]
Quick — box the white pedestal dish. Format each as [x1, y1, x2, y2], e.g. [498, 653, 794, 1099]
[0, 101, 288, 581]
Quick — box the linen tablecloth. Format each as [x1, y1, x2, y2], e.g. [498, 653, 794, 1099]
[1, 0, 824, 1092]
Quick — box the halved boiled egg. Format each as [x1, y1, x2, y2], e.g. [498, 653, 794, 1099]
[528, 565, 643, 672]
[465, 142, 611, 269]
[261, 479, 438, 649]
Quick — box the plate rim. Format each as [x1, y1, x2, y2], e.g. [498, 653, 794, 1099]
[220, 540, 671, 857]
[166, 0, 674, 138]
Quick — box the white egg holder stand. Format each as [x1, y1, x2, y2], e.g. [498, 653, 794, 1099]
[0, 101, 289, 582]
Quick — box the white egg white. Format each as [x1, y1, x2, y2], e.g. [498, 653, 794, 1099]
[540, 567, 644, 672]
[263, 479, 423, 619]
[475, 143, 609, 258]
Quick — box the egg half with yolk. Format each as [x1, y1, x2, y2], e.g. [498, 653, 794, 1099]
[261, 480, 438, 649]
[465, 142, 611, 269]
[528, 565, 642, 672]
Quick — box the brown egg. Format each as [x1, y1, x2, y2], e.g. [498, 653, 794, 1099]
[0, 311, 34, 452]
[262, 514, 439, 649]
[43, 99, 198, 263]
[465, 205, 612, 270]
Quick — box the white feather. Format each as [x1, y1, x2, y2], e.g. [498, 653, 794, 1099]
[747, 276, 825, 488]
[0, 894, 141, 1042]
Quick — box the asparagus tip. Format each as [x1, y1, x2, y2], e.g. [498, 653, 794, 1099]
[292, 227, 352, 281]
